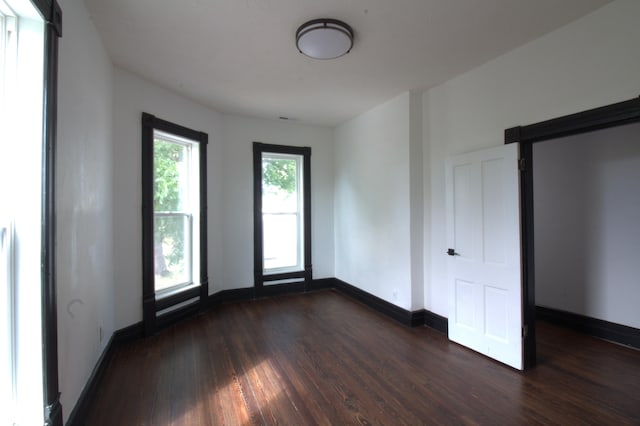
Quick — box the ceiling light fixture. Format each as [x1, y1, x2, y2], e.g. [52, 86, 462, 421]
[296, 19, 354, 60]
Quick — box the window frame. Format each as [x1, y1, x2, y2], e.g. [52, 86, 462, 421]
[261, 151, 304, 274]
[142, 113, 208, 335]
[253, 142, 312, 292]
[152, 130, 199, 296]
[27, 0, 63, 424]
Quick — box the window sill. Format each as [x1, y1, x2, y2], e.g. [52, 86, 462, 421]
[155, 282, 201, 311]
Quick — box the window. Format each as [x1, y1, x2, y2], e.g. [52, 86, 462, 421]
[153, 131, 199, 294]
[0, 0, 61, 424]
[0, 20, 18, 422]
[142, 113, 208, 335]
[262, 152, 304, 272]
[253, 143, 311, 291]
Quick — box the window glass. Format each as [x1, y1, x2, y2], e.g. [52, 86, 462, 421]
[0, 1, 45, 423]
[262, 153, 303, 272]
[153, 131, 199, 294]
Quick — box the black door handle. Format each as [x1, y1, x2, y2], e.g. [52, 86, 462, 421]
[447, 248, 459, 256]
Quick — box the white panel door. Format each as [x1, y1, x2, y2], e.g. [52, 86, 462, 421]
[446, 143, 523, 369]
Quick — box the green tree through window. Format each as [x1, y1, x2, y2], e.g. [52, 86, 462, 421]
[262, 158, 296, 194]
[153, 139, 187, 276]
[142, 112, 208, 335]
[252, 142, 311, 289]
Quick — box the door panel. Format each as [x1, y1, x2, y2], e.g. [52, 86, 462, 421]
[453, 163, 474, 259]
[481, 158, 506, 264]
[446, 143, 523, 370]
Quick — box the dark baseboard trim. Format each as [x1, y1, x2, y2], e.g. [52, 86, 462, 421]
[65, 334, 116, 426]
[204, 278, 447, 332]
[310, 277, 336, 290]
[537, 306, 640, 349]
[333, 278, 416, 327]
[65, 319, 147, 426]
[256, 281, 306, 298]
[112, 321, 144, 345]
[207, 287, 255, 305]
[67, 277, 448, 425]
[423, 310, 449, 334]
[410, 309, 426, 327]
[331, 279, 448, 333]
[206, 278, 336, 307]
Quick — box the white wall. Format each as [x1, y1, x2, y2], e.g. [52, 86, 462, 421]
[534, 122, 640, 328]
[424, 0, 640, 317]
[409, 93, 424, 310]
[220, 115, 334, 290]
[112, 69, 225, 329]
[56, 0, 114, 421]
[53, 0, 640, 419]
[334, 92, 415, 310]
[113, 69, 335, 325]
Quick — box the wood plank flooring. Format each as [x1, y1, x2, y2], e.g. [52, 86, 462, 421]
[85, 290, 640, 425]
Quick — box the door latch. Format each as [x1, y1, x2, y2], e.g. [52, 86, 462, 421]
[446, 248, 459, 256]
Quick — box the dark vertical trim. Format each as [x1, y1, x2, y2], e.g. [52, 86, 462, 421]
[252, 143, 264, 289]
[252, 143, 312, 290]
[302, 147, 312, 291]
[505, 95, 640, 370]
[141, 113, 156, 336]
[520, 142, 536, 369]
[38, 0, 63, 424]
[198, 131, 209, 306]
[141, 113, 209, 335]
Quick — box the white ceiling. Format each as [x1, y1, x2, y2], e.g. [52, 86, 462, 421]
[84, 0, 612, 127]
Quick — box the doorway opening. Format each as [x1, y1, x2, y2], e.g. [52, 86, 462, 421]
[533, 122, 640, 332]
[505, 96, 640, 368]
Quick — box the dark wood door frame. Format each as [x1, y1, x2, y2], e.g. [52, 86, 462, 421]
[505, 95, 640, 369]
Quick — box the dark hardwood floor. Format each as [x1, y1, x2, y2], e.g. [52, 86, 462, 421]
[85, 290, 640, 425]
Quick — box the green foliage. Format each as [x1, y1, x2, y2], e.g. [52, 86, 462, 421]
[154, 140, 183, 211]
[262, 158, 296, 193]
[154, 140, 186, 270]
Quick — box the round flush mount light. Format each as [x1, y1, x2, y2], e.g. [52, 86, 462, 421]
[296, 19, 354, 60]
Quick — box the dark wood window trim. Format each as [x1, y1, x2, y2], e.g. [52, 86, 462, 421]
[141, 113, 208, 336]
[31, 0, 63, 424]
[504, 95, 640, 370]
[253, 142, 312, 295]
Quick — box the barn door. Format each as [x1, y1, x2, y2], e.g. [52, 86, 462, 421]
[446, 143, 523, 369]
